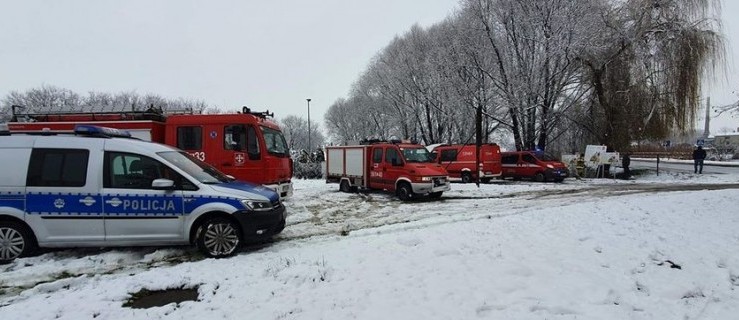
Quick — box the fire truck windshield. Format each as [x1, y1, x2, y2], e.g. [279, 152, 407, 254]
[261, 126, 289, 157]
[401, 147, 434, 163]
[158, 151, 231, 184]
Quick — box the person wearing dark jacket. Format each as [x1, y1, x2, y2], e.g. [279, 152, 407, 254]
[692, 146, 707, 174]
[622, 154, 631, 178]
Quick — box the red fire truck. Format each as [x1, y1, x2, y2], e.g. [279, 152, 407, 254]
[8, 107, 294, 198]
[326, 141, 450, 201]
[429, 143, 502, 183]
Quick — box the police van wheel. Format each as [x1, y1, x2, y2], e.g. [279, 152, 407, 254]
[0, 222, 36, 264]
[196, 218, 242, 258]
[397, 183, 413, 201]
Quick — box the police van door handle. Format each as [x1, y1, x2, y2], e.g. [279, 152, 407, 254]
[222, 162, 232, 167]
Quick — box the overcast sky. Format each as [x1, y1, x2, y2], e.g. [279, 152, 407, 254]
[0, 0, 457, 124]
[0, 0, 737, 133]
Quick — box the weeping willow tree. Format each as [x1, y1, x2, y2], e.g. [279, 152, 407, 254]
[579, 0, 725, 150]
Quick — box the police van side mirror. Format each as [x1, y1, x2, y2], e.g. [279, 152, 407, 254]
[152, 178, 175, 190]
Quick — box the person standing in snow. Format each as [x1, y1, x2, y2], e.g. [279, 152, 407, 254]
[622, 153, 631, 178]
[692, 146, 707, 174]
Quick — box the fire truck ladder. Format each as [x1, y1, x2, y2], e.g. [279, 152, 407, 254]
[9, 104, 183, 122]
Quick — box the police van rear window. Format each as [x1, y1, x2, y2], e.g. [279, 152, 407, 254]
[26, 149, 89, 187]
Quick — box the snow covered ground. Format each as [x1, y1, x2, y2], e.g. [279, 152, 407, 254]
[2, 169, 739, 319]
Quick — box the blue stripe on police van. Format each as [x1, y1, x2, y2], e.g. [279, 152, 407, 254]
[0, 199, 24, 210]
[0, 192, 26, 211]
[16, 192, 245, 217]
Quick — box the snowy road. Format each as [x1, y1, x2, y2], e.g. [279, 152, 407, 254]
[2, 171, 739, 319]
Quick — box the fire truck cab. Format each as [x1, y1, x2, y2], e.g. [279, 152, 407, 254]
[164, 112, 293, 198]
[326, 141, 450, 201]
[8, 107, 294, 198]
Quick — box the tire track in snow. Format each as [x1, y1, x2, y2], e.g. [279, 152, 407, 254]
[2, 182, 738, 300]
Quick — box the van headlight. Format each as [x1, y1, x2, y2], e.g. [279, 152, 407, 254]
[241, 199, 273, 211]
[546, 164, 554, 169]
[420, 176, 432, 182]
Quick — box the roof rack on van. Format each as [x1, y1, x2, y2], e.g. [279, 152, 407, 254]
[360, 138, 383, 145]
[74, 125, 132, 138]
[241, 106, 274, 119]
[359, 138, 421, 145]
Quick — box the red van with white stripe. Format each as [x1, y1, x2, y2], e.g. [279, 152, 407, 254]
[430, 144, 502, 183]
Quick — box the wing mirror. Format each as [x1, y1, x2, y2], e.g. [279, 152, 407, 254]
[152, 178, 175, 190]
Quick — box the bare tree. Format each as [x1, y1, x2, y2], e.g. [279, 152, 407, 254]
[316, 0, 726, 152]
[2, 86, 219, 117]
[578, 0, 725, 150]
[278, 115, 325, 151]
[460, 0, 599, 151]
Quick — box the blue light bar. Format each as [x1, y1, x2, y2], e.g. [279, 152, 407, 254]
[74, 125, 132, 138]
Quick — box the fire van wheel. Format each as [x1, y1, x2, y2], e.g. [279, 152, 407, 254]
[196, 218, 242, 258]
[339, 180, 353, 193]
[534, 172, 546, 182]
[0, 222, 36, 264]
[396, 182, 414, 202]
[461, 172, 472, 183]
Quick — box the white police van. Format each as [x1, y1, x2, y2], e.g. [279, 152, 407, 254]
[0, 124, 286, 263]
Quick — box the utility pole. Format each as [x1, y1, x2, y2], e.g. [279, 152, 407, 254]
[306, 98, 312, 151]
[703, 97, 711, 139]
[475, 104, 482, 187]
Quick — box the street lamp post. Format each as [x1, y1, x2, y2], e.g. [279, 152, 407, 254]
[306, 98, 311, 152]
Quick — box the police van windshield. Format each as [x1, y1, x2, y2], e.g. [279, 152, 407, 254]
[401, 147, 434, 163]
[158, 151, 231, 184]
[261, 126, 290, 157]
